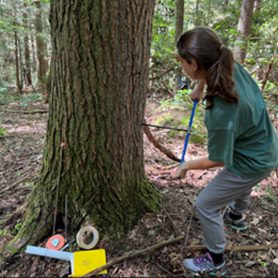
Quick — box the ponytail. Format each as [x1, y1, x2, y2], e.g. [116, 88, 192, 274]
[205, 46, 239, 109]
[176, 27, 239, 109]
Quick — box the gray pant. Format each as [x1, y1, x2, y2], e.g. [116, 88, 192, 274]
[195, 168, 270, 254]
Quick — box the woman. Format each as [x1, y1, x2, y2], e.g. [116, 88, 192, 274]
[173, 27, 278, 276]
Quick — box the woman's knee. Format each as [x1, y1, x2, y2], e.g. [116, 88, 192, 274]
[195, 193, 210, 215]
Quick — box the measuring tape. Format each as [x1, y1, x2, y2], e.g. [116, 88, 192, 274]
[45, 234, 65, 250]
[76, 225, 99, 249]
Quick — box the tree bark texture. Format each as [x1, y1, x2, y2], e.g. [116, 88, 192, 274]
[175, 0, 184, 43]
[34, 1, 48, 86]
[234, 0, 255, 63]
[4, 0, 161, 255]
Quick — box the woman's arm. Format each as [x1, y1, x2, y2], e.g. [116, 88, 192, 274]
[173, 157, 224, 178]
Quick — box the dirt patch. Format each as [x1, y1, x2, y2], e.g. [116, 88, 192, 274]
[0, 97, 278, 277]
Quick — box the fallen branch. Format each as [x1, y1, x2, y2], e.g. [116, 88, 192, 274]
[143, 118, 180, 163]
[0, 108, 47, 114]
[189, 243, 278, 253]
[83, 234, 185, 277]
[0, 175, 37, 195]
[83, 237, 278, 277]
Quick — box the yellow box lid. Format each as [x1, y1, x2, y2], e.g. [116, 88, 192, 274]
[71, 249, 107, 276]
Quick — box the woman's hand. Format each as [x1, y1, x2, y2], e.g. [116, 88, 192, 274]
[172, 162, 189, 179]
[190, 80, 205, 101]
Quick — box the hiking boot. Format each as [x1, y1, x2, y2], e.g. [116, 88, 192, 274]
[223, 208, 248, 231]
[183, 252, 227, 277]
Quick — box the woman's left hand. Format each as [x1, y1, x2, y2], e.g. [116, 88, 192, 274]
[172, 162, 188, 179]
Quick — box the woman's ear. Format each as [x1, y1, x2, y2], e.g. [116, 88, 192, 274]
[191, 59, 198, 72]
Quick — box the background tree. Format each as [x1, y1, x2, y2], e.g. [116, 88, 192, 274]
[34, 0, 48, 87]
[23, 2, 32, 87]
[175, 0, 184, 43]
[3, 0, 161, 255]
[13, 3, 23, 94]
[194, 0, 200, 26]
[234, 0, 255, 63]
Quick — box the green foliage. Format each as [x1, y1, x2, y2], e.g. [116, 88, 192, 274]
[0, 125, 7, 138]
[0, 86, 43, 106]
[151, 0, 277, 142]
[158, 88, 207, 144]
[0, 228, 9, 236]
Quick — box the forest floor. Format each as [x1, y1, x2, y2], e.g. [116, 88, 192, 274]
[0, 91, 278, 277]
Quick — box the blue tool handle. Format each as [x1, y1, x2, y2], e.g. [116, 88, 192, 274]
[180, 100, 198, 163]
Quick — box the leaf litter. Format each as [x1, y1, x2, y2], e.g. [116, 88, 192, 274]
[0, 96, 277, 277]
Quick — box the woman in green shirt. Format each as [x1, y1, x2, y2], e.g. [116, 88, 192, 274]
[173, 27, 278, 277]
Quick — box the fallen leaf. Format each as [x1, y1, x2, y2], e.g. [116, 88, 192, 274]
[245, 261, 256, 267]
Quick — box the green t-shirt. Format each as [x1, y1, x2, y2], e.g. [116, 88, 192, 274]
[205, 62, 278, 178]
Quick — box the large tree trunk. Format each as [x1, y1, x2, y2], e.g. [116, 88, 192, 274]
[3, 0, 160, 256]
[34, 0, 48, 86]
[175, 0, 184, 43]
[234, 0, 255, 63]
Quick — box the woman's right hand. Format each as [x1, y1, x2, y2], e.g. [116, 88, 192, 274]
[190, 80, 205, 101]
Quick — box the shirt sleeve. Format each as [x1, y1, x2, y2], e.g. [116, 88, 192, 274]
[207, 129, 234, 167]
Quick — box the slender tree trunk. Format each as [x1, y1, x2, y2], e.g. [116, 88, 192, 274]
[31, 35, 37, 72]
[34, 0, 48, 86]
[18, 37, 24, 90]
[175, 0, 184, 43]
[13, 3, 23, 94]
[206, 0, 212, 25]
[14, 31, 23, 94]
[253, 0, 262, 12]
[23, 3, 32, 87]
[234, 0, 255, 63]
[2, 0, 161, 257]
[194, 0, 200, 26]
[174, 0, 185, 93]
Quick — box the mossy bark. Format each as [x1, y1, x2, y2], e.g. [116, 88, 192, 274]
[1, 0, 160, 260]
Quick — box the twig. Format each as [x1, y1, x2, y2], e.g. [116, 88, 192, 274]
[183, 208, 194, 247]
[261, 56, 275, 92]
[0, 174, 35, 195]
[53, 143, 64, 234]
[83, 235, 185, 277]
[162, 207, 183, 235]
[0, 173, 7, 183]
[161, 80, 175, 97]
[0, 108, 47, 114]
[156, 263, 184, 277]
[150, 68, 175, 81]
[142, 123, 187, 132]
[188, 243, 278, 252]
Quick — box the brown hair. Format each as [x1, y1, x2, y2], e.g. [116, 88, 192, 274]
[176, 27, 238, 109]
